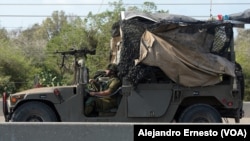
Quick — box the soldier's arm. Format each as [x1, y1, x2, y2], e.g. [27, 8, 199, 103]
[90, 78, 121, 96]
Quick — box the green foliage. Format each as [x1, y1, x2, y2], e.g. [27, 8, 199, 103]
[0, 76, 15, 95]
[0, 28, 9, 42]
[127, 1, 168, 13]
[142, 2, 157, 13]
[37, 68, 64, 87]
[83, 0, 125, 77]
[42, 0, 167, 82]
[11, 24, 48, 67]
[44, 13, 98, 84]
[235, 29, 250, 101]
[42, 10, 68, 39]
[0, 0, 168, 93]
[0, 40, 38, 94]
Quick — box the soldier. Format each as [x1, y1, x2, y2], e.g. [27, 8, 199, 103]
[84, 63, 121, 116]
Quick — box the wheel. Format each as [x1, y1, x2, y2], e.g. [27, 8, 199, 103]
[178, 104, 222, 123]
[11, 101, 58, 122]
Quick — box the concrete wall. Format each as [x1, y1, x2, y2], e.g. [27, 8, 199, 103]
[0, 122, 134, 141]
[0, 101, 249, 141]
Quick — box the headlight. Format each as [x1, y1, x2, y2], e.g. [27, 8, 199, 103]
[10, 94, 25, 105]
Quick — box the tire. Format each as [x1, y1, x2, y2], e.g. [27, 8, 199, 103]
[178, 104, 222, 123]
[11, 101, 58, 122]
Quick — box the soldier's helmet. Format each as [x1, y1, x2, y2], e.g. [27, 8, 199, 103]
[106, 63, 118, 73]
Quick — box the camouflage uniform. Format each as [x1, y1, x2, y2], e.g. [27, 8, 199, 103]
[85, 64, 121, 116]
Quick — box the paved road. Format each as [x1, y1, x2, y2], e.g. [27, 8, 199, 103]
[0, 100, 249, 123]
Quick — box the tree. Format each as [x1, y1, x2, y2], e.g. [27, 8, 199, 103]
[11, 24, 48, 67]
[44, 0, 168, 81]
[0, 42, 38, 93]
[235, 29, 250, 101]
[127, 1, 168, 13]
[81, 1, 125, 77]
[44, 13, 98, 83]
[0, 0, 171, 93]
[11, 0, 168, 87]
[142, 2, 157, 13]
[0, 28, 9, 42]
[42, 10, 68, 40]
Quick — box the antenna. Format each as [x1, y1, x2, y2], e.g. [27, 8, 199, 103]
[210, 0, 213, 19]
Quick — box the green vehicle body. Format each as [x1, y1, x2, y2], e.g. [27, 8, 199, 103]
[2, 11, 247, 123]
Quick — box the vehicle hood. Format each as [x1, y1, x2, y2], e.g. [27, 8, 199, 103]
[13, 85, 77, 95]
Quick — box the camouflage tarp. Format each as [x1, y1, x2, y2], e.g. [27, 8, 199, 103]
[111, 11, 236, 87]
[229, 9, 250, 23]
[135, 30, 235, 87]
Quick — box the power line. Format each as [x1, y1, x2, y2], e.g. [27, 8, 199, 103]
[1, 2, 249, 29]
[0, 13, 216, 18]
[0, 3, 250, 6]
[0, 14, 227, 29]
[0, 15, 87, 17]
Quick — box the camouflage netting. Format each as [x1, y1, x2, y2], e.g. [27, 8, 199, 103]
[115, 16, 234, 87]
[118, 19, 155, 86]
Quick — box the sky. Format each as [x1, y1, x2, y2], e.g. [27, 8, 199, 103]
[0, 0, 249, 30]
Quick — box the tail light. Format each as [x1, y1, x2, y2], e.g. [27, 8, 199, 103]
[53, 89, 64, 103]
[54, 88, 61, 96]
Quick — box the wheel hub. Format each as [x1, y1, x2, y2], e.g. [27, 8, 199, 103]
[26, 115, 43, 122]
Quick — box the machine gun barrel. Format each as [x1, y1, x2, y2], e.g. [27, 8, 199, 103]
[54, 49, 96, 69]
[54, 49, 96, 56]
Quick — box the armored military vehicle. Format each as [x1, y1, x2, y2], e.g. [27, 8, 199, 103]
[2, 10, 249, 123]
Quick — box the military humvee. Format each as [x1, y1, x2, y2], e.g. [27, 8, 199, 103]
[2, 10, 249, 123]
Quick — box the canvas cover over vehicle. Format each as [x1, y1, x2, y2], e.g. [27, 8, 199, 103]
[229, 9, 250, 23]
[110, 10, 249, 87]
